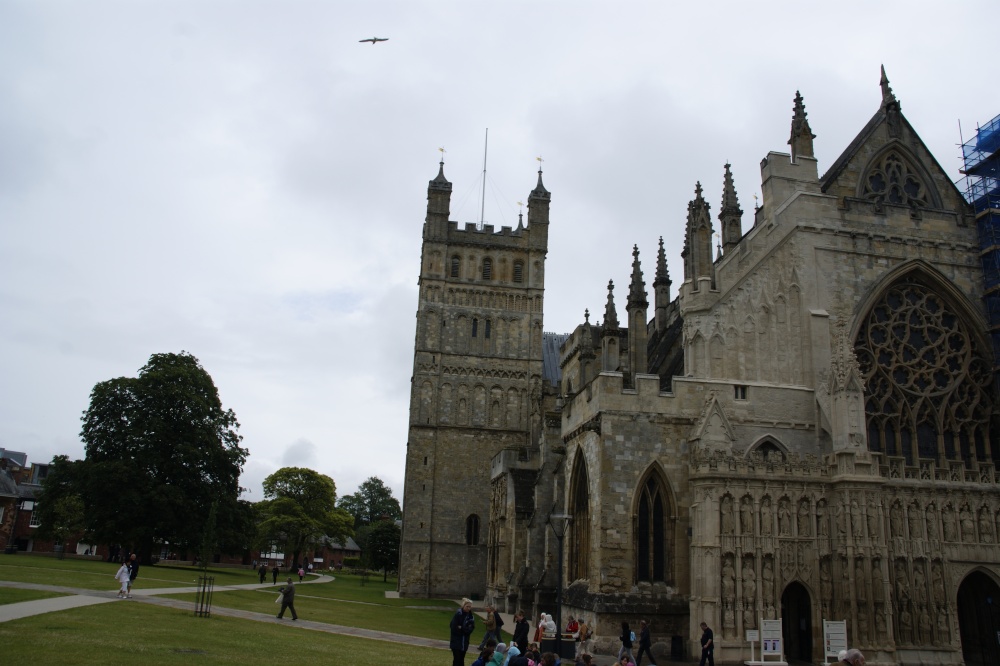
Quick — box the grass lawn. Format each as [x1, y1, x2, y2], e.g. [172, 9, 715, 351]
[0, 587, 70, 605]
[0, 555, 258, 591]
[0, 600, 450, 665]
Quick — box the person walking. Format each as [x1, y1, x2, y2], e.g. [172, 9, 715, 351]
[575, 616, 591, 658]
[258, 562, 267, 584]
[699, 622, 715, 666]
[114, 560, 130, 598]
[635, 620, 656, 666]
[271, 563, 279, 585]
[479, 605, 504, 650]
[450, 598, 476, 666]
[276, 577, 298, 620]
[298, 566, 305, 582]
[619, 621, 636, 663]
[126, 553, 139, 598]
[512, 611, 530, 653]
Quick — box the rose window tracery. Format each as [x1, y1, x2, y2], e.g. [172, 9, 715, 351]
[861, 151, 930, 208]
[854, 279, 994, 465]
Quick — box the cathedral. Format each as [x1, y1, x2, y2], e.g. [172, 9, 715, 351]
[399, 70, 1000, 665]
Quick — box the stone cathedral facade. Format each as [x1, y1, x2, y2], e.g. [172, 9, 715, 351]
[400, 72, 1000, 666]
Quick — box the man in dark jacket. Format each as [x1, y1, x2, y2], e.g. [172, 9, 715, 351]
[450, 598, 476, 666]
[512, 611, 530, 653]
[126, 554, 139, 598]
[276, 577, 297, 620]
[699, 622, 714, 666]
[636, 620, 656, 666]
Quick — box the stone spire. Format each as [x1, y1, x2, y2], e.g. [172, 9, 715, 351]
[879, 65, 902, 137]
[579, 308, 595, 385]
[788, 91, 816, 162]
[627, 244, 648, 309]
[626, 245, 649, 382]
[602, 280, 620, 373]
[425, 159, 452, 241]
[879, 64, 898, 109]
[527, 165, 550, 250]
[719, 163, 743, 252]
[653, 237, 672, 331]
[604, 280, 619, 330]
[683, 182, 715, 290]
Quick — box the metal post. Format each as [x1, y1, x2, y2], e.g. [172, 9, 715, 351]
[548, 513, 572, 662]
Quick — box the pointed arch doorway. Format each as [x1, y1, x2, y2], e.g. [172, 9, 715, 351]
[781, 582, 813, 664]
[957, 571, 1000, 666]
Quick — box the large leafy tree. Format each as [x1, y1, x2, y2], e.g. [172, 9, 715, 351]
[337, 476, 402, 529]
[257, 467, 353, 567]
[79, 352, 248, 563]
[358, 519, 401, 581]
[34, 455, 88, 554]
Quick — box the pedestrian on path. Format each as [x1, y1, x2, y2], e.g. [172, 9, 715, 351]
[258, 563, 267, 584]
[114, 561, 130, 598]
[272, 564, 279, 585]
[298, 566, 304, 582]
[512, 610, 530, 653]
[126, 554, 139, 597]
[276, 577, 297, 620]
[698, 622, 714, 666]
[450, 598, 476, 666]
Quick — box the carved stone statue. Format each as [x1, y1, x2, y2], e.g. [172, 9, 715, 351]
[858, 604, 870, 644]
[895, 561, 909, 603]
[867, 497, 879, 540]
[760, 497, 773, 536]
[912, 564, 926, 606]
[855, 560, 867, 603]
[960, 505, 975, 542]
[816, 500, 829, 537]
[820, 560, 833, 602]
[978, 507, 993, 543]
[899, 604, 913, 644]
[934, 608, 947, 646]
[741, 496, 754, 535]
[875, 611, 887, 642]
[943, 506, 958, 542]
[836, 501, 847, 537]
[742, 562, 757, 610]
[762, 560, 774, 601]
[890, 502, 903, 538]
[908, 503, 922, 540]
[722, 556, 736, 601]
[797, 499, 811, 537]
[872, 562, 885, 604]
[931, 562, 945, 604]
[721, 495, 735, 535]
[765, 601, 776, 619]
[851, 499, 864, 538]
[778, 498, 791, 536]
[918, 606, 932, 643]
[724, 602, 735, 630]
[926, 503, 939, 541]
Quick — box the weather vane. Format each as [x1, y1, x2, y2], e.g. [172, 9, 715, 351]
[753, 193, 759, 210]
[536, 156, 544, 171]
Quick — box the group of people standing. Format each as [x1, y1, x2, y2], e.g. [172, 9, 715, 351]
[113, 553, 139, 598]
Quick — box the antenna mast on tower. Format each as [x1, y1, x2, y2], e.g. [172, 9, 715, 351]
[479, 128, 489, 227]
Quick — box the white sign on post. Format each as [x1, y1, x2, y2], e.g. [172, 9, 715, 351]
[761, 619, 782, 656]
[824, 620, 848, 660]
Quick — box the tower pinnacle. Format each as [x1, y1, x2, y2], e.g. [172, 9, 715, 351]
[719, 163, 743, 251]
[788, 91, 816, 161]
[604, 280, 619, 330]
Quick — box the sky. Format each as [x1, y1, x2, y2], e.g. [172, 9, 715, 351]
[1, 1, 997, 503]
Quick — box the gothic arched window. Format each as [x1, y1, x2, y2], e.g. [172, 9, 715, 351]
[569, 453, 590, 580]
[466, 515, 480, 545]
[451, 255, 461, 278]
[855, 277, 995, 466]
[482, 258, 493, 281]
[861, 150, 931, 208]
[513, 261, 524, 283]
[635, 471, 672, 583]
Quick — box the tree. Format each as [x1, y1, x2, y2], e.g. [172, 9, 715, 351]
[359, 519, 401, 582]
[34, 455, 88, 557]
[337, 476, 401, 528]
[257, 467, 353, 567]
[79, 352, 248, 563]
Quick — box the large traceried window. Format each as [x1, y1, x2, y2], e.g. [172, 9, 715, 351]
[855, 277, 995, 466]
[635, 470, 672, 583]
[466, 514, 480, 546]
[569, 453, 590, 581]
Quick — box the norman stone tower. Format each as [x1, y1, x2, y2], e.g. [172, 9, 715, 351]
[398, 162, 550, 598]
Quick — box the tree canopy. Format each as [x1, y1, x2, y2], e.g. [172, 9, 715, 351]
[79, 352, 248, 562]
[34, 455, 88, 550]
[357, 519, 401, 581]
[257, 467, 353, 566]
[337, 476, 401, 529]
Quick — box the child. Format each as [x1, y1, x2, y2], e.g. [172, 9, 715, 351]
[114, 561, 130, 598]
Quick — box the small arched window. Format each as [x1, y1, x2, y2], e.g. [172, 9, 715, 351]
[450, 256, 460, 278]
[466, 515, 480, 545]
[472, 318, 478, 338]
[513, 261, 524, 283]
[482, 258, 493, 280]
[485, 320, 491, 339]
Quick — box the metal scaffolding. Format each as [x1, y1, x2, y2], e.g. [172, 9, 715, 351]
[960, 113, 1000, 365]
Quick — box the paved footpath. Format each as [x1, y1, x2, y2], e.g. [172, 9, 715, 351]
[0, 576, 450, 651]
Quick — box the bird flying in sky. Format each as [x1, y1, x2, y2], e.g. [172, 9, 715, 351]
[359, 37, 388, 45]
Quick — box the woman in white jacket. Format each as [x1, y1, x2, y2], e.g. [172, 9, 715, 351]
[115, 561, 131, 598]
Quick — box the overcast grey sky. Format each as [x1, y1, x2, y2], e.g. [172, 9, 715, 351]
[1, 1, 997, 502]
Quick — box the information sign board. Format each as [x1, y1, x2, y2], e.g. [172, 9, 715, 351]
[761, 619, 782, 655]
[824, 619, 848, 659]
